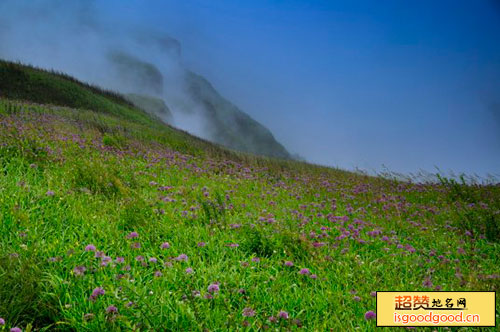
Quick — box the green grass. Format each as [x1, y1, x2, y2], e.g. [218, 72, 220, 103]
[0, 62, 498, 331]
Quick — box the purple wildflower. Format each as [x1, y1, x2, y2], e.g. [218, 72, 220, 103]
[423, 278, 433, 288]
[197, 242, 206, 247]
[284, 260, 294, 266]
[89, 287, 105, 301]
[364, 311, 376, 320]
[115, 257, 124, 263]
[73, 266, 86, 276]
[310, 274, 318, 279]
[278, 311, 289, 319]
[226, 243, 239, 248]
[160, 242, 171, 249]
[84, 244, 96, 251]
[251, 257, 260, 263]
[176, 254, 188, 261]
[242, 307, 256, 317]
[106, 305, 118, 314]
[101, 256, 112, 266]
[353, 296, 361, 302]
[131, 242, 141, 249]
[154, 271, 163, 277]
[10, 328, 22, 332]
[299, 268, 310, 275]
[0, 318, 4, 326]
[207, 283, 220, 293]
[149, 257, 158, 263]
[126, 231, 139, 239]
[46, 190, 55, 197]
[185, 267, 194, 274]
[370, 291, 377, 297]
[405, 244, 416, 253]
[93, 287, 105, 296]
[135, 255, 144, 262]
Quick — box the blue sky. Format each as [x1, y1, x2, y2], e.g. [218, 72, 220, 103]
[101, 0, 500, 177]
[3, 0, 500, 177]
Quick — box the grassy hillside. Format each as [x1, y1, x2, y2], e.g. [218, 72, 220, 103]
[0, 62, 499, 331]
[0, 60, 280, 162]
[0, 60, 151, 126]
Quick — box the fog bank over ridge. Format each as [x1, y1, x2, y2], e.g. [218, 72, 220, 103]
[0, 0, 291, 159]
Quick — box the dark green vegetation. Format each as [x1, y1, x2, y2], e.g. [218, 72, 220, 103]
[0, 61, 499, 331]
[0, 60, 150, 126]
[184, 71, 291, 159]
[125, 93, 174, 125]
[108, 52, 164, 96]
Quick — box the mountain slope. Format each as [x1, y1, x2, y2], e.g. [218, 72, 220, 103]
[0, 60, 309, 166]
[0, 60, 231, 158]
[184, 71, 291, 159]
[0, 60, 150, 125]
[108, 52, 165, 96]
[106, 51, 292, 159]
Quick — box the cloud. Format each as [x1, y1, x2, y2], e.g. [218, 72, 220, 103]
[0, 0, 211, 139]
[0, 0, 292, 159]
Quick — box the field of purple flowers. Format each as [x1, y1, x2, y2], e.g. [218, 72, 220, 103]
[0, 95, 499, 330]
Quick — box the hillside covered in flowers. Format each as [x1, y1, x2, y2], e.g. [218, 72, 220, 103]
[0, 61, 498, 330]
